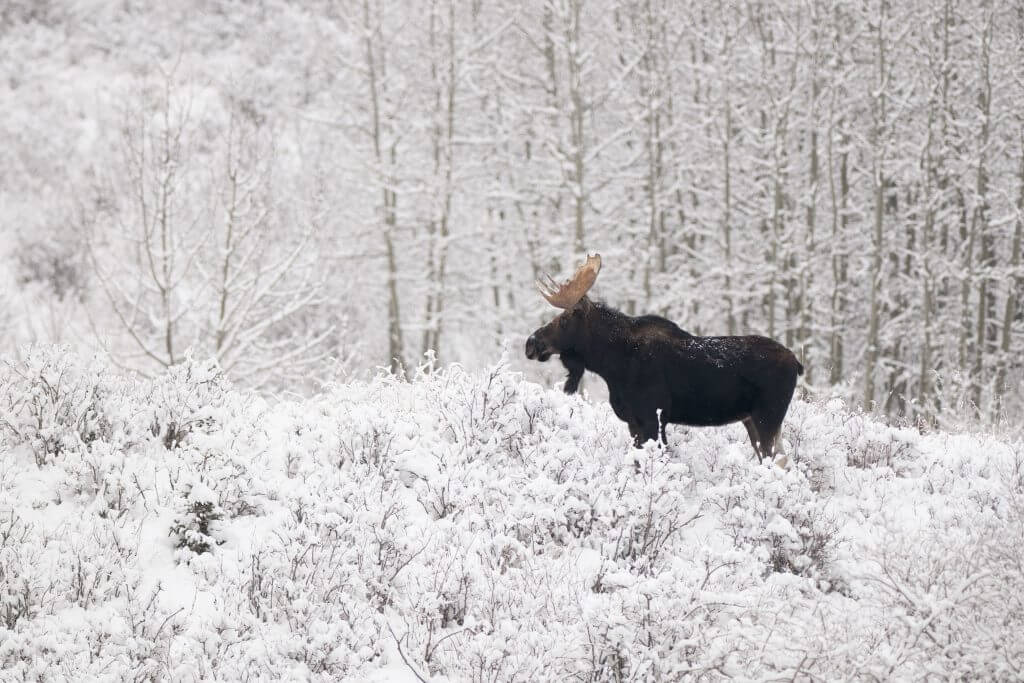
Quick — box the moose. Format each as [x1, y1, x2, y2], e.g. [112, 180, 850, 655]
[524, 254, 804, 463]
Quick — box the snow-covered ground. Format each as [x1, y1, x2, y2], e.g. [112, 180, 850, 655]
[1, 346, 1022, 681]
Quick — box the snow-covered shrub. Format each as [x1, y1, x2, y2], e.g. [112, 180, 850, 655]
[0, 509, 52, 630]
[170, 482, 226, 557]
[434, 360, 523, 449]
[0, 514, 187, 679]
[146, 354, 229, 452]
[852, 507, 1024, 680]
[228, 493, 386, 677]
[62, 526, 127, 610]
[0, 346, 132, 466]
[699, 442, 846, 591]
[59, 439, 144, 515]
[177, 406, 270, 520]
[575, 547, 764, 680]
[845, 425, 921, 473]
[591, 443, 700, 580]
[1, 345, 1022, 680]
[110, 578, 189, 679]
[338, 413, 398, 470]
[149, 356, 272, 519]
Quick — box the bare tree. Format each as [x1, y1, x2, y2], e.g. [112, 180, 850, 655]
[87, 72, 329, 388]
[88, 71, 209, 372]
[202, 108, 330, 387]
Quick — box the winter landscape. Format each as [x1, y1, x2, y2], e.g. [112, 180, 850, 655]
[2, 1, 1024, 681]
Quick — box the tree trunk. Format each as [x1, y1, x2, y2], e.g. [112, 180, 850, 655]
[363, 0, 404, 372]
[422, 0, 457, 362]
[995, 133, 1024, 418]
[863, 1, 887, 412]
[971, 9, 994, 415]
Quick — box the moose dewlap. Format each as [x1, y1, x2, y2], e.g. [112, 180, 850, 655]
[525, 254, 804, 462]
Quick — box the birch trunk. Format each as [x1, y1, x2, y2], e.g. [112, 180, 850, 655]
[363, 0, 404, 372]
[863, 0, 887, 412]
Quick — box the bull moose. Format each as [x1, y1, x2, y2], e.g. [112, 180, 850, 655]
[524, 254, 804, 462]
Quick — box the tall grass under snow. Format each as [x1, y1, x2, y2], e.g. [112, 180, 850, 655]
[0, 346, 1022, 681]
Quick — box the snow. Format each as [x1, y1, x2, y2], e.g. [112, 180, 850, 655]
[1, 345, 1022, 680]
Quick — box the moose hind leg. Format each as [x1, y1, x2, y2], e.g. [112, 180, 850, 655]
[742, 417, 764, 461]
[749, 409, 785, 463]
[770, 431, 790, 469]
[752, 370, 799, 464]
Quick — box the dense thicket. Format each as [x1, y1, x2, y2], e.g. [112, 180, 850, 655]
[3, 0, 1024, 429]
[1, 348, 1022, 679]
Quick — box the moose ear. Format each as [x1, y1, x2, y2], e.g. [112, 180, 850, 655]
[571, 297, 590, 312]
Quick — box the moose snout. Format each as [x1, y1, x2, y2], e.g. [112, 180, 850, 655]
[525, 334, 539, 359]
[525, 334, 552, 362]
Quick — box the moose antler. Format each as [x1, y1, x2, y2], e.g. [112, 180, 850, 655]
[536, 253, 602, 309]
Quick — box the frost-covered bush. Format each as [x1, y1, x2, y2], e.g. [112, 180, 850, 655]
[590, 444, 700, 579]
[1, 345, 1021, 680]
[0, 509, 52, 630]
[0, 346, 133, 466]
[170, 483, 226, 557]
[146, 354, 229, 451]
[228, 507, 384, 676]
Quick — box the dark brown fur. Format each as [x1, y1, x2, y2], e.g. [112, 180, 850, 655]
[525, 298, 803, 461]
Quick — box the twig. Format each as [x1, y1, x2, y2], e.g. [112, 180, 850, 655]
[386, 620, 430, 683]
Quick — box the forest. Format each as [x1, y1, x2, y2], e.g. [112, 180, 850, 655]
[2, 0, 1024, 431]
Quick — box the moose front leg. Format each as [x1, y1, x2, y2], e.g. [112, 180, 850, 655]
[627, 417, 661, 474]
[628, 417, 660, 449]
[560, 353, 585, 394]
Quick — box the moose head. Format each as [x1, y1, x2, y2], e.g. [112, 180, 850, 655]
[525, 253, 601, 364]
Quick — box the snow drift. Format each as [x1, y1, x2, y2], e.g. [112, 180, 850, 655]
[1, 346, 1022, 681]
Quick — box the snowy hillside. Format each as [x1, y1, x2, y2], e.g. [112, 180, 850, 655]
[1, 346, 1022, 681]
